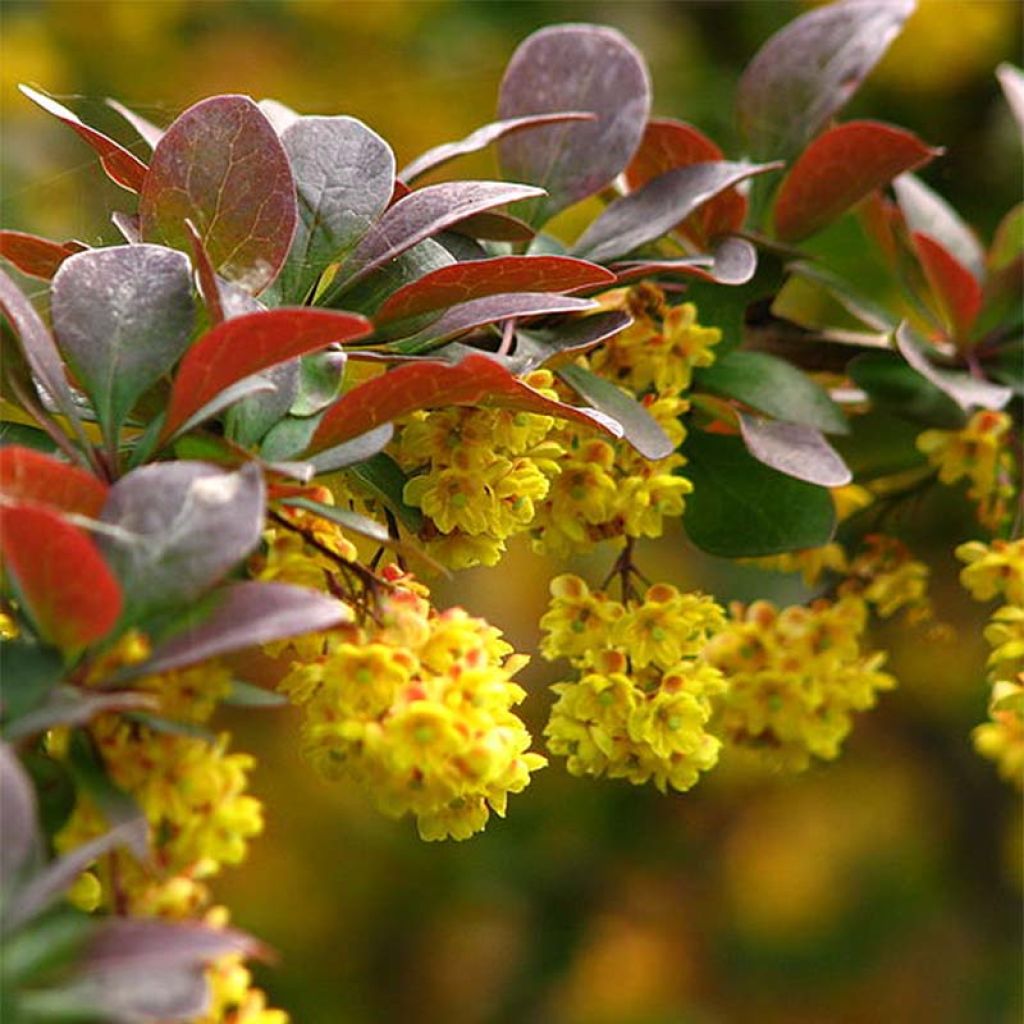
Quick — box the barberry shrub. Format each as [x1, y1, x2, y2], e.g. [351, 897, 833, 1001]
[0, 0, 1020, 1019]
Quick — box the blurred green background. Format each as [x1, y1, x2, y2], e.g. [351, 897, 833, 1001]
[1, 2, 1021, 1022]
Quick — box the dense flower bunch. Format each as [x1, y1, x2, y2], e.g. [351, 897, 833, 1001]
[703, 597, 896, 772]
[255, 511, 545, 840]
[394, 370, 564, 569]
[918, 410, 1017, 530]
[840, 534, 935, 623]
[531, 288, 717, 557]
[542, 574, 726, 792]
[957, 540, 1024, 787]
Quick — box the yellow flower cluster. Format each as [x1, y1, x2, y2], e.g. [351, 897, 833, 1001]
[541, 574, 726, 793]
[703, 598, 896, 772]
[532, 288, 718, 557]
[394, 370, 564, 569]
[840, 534, 933, 622]
[917, 410, 1016, 529]
[277, 564, 545, 840]
[57, 649, 263, 919]
[958, 540, 1024, 787]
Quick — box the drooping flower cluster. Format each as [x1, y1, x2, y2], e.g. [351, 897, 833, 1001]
[703, 597, 896, 772]
[393, 370, 564, 569]
[957, 539, 1024, 787]
[531, 287, 719, 557]
[840, 533, 934, 623]
[917, 410, 1017, 529]
[542, 574, 726, 792]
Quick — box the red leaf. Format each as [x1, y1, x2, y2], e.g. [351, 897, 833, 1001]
[0, 231, 86, 280]
[773, 121, 938, 242]
[912, 232, 983, 341]
[184, 219, 224, 325]
[0, 447, 108, 516]
[0, 503, 121, 651]
[309, 353, 620, 454]
[139, 95, 297, 295]
[624, 119, 747, 247]
[376, 256, 615, 325]
[162, 308, 371, 440]
[19, 85, 148, 193]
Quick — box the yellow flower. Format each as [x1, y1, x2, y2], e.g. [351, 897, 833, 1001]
[539, 574, 626, 662]
[985, 606, 1024, 671]
[973, 677, 1024, 789]
[957, 539, 1024, 606]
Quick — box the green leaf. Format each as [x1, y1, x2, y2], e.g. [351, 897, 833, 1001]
[23, 753, 76, 838]
[281, 496, 390, 545]
[695, 350, 848, 434]
[223, 680, 287, 708]
[347, 453, 423, 532]
[848, 351, 965, 428]
[681, 429, 836, 557]
[66, 730, 139, 829]
[0, 641, 64, 724]
[0, 423, 57, 453]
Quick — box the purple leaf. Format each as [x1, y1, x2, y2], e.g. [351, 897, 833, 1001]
[893, 173, 985, 281]
[104, 98, 164, 151]
[509, 310, 633, 374]
[557, 362, 673, 460]
[497, 24, 652, 226]
[100, 462, 266, 620]
[737, 413, 852, 487]
[736, 0, 916, 160]
[51, 245, 195, 442]
[52, 964, 210, 1023]
[84, 917, 261, 970]
[573, 162, 780, 264]
[997, 63, 1024, 133]
[395, 292, 598, 351]
[258, 98, 301, 135]
[139, 95, 297, 295]
[4, 687, 157, 742]
[339, 181, 544, 286]
[612, 235, 758, 286]
[132, 581, 351, 676]
[19, 85, 148, 193]
[111, 211, 141, 244]
[0, 267, 90, 450]
[276, 116, 396, 303]
[400, 112, 595, 183]
[0, 743, 39, 890]
[894, 323, 1012, 412]
[447, 210, 535, 243]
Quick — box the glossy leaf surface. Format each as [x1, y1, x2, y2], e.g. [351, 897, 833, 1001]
[139, 95, 297, 294]
[277, 116, 395, 303]
[136, 581, 350, 676]
[19, 85, 148, 193]
[309, 353, 621, 454]
[0, 446, 108, 516]
[0, 231, 84, 280]
[624, 118, 747, 246]
[51, 245, 195, 440]
[612, 236, 758, 287]
[340, 181, 544, 285]
[573, 161, 778, 264]
[773, 121, 938, 242]
[497, 24, 651, 226]
[682, 430, 836, 557]
[400, 111, 594, 183]
[162, 308, 371, 440]
[376, 255, 614, 326]
[736, 0, 915, 160]
[0, 503, 121, 652]
[100, 462, 265, 620]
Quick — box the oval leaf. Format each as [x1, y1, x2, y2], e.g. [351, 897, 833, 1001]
[339, 181, 544, 286]
[19, 84, 148, 193]
[911, 232, 983, 341]
[276, 116, 396, 303]
[0, 503, 122, 652]
[0, 231, 85, 280]
[309, 352, 621, 454]
[376, 255, 613, 326]
[682, 429, 837, 557]
[51, 245, 195, 441]
[695, 350, 848, 434]
[573, 161, 779, 264]
[132, 581, 351, 676]
[557, 362, 674, 460]
[736, 0, 915, 160]
[0, 446, 108, 516]
[737, 413, 852, 486]
[497, 24, 651, 227]
[100, 462, 266, 620]
[162, 308, 371, 440]
[401, 112, 595, 183]
[139, 95, 297, 294]
[624, 118, 747, 246]
[509, 310, 633, 374]
[774, 121, 939, 242]
[612, 236, 758, 287]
